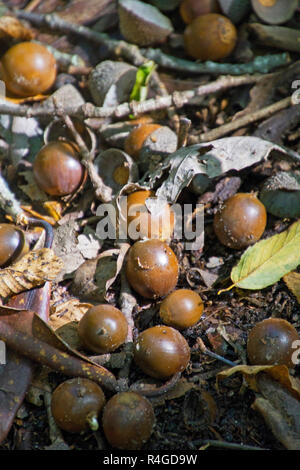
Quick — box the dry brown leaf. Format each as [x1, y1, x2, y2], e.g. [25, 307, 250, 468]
[49, 298, 92, 330]
[217, 364, 300, 400]
[0, 15, 34, 41]
[283, 271, 300, 303]
[252, 374, 300, 450]
[0, 248, 63, 298]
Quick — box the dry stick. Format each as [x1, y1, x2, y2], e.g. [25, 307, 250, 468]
[0, 321, 118, 392]
[189, 96, 292, 144]
[14, 10, 291, 76]
[117, 245, 137, 383]
[130, 372, 182, 398]
[0, 74, 263, 120]
[62, 114, 112, 202]
[177, 117, 191, 149]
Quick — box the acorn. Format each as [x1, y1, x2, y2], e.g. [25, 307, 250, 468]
[51, 378, 106, 433]
[102, 391, 155, 449]
[180, 0, 220, 24]
[0, 41, 57, 97]
[184, 13, 238, 61]
[125, 239, 179, 299]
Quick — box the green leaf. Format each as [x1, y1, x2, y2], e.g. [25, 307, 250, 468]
[130, 60, 156, 103]
[229, 220, 300, 290]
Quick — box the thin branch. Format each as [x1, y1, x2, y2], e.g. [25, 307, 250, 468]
[0, 74, 262, 120]
[189, 96, 292, 144]
[141, 48, 290, 75]
[14, 10, 290, 76]
[62, 114, 113, 202]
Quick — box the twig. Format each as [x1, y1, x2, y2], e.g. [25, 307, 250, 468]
[199, 440, 268, 451]
[117, 245, 137, 382]
[189, 96, 292, 143]
[196, 337, 237, 367]
[0, 74, 262, 120]
[33, 40, 86, 70]
[177, 117, 191, 149]
[130, 372, 182, 397]
[62, 115, 113, 202]
[141, 48, 290, 75]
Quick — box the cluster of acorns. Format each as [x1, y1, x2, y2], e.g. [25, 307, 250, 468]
[0, 188, 298, 449]
[0, 6, 298, 448]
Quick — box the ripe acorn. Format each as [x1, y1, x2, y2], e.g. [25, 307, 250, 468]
[102, 391, 155, 450]
[213, 193, 267, 249]
[247, 318, 299, 368]
[159, 289, 204, 330]
[180, 0, 220, 24]
[0, 41, 57, 97]
[33, 141, 84, 196]
[133, 325, 191, 379]
[183, 13, 238, 61]
[126, 190, 175, 241]
[78, 304, 128, 354]
[51, 378, 106, 433]
[0, 223, 29, 267]
[125, 239, 179, 299]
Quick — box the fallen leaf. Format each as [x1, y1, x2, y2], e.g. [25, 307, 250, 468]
[217, 364, 300, 401]
[226, 220, 300, 291]
[283, 271, 300, 303]
[146, 137, 300, 202]
[0, 249, 63, 298]
[253, 374, 300, 450]
[49, 298, 92, 330]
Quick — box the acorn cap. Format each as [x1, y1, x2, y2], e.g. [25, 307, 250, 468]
[94, 148, 139, 196]
[138, 125, 178, 173]
[118, 0, 174, 46]
[88, 60, 137, 106]
[251, 0, 298, 25]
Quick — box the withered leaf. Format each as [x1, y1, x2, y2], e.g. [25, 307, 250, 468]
[146, 137, 300, 203]
[0, 248, 63, 298]
[217, 364, 300, 401]
[49, 298, 92, 330]
[283, 271, 300, 304]
[253, 374, 300, 450]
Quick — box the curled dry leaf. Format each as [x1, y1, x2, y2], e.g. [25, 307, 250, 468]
[0, 15, 34, 40]
[146, 137, 300, 203]
[219, 364, 300, 449]
[253, 374, 300, 450]
[0, 248, 63, 298]
[49, 297, 92, 330]
[217, 364, 300, 401]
